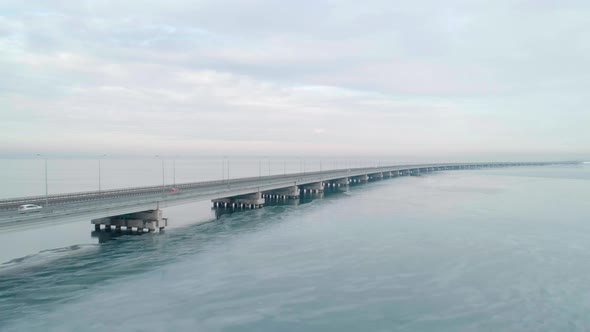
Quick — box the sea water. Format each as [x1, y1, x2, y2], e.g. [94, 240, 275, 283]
[1, 164, 589, 331]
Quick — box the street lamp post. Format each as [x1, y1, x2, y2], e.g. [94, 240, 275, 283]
[155, 155, 164, 185]
[222, 156, 229, 183]
[98, 154, 106, 194]
[37, 154, 49, 206]
[36, 154, 48, 206]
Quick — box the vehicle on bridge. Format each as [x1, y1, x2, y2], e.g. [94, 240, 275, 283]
[18, 204, 43, 214]
[169, 188, 181, 194]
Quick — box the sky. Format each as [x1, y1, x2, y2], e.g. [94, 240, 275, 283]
[0, 0, 588, 161]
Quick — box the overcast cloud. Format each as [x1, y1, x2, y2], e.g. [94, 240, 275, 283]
[1, 0, 588, 160]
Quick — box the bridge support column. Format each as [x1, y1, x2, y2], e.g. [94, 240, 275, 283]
[212, 192, 265, 209]
[91, 209, 168, 233]
[262, 186, 299, 199]
[369, 172, 383, 180]
[234, 192, 265, 208]
[352, 174, 369, 183]
[302, 182, 324, 193]
[212, 198, 232, 208]
[330, 178, 349, 186]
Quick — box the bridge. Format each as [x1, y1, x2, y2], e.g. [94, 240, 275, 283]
[0, 161, 575, 233]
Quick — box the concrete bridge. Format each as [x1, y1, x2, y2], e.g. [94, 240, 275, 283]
[0, 161, 575, 233]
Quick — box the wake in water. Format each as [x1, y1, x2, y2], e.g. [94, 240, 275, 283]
[0, 244, 99, 272]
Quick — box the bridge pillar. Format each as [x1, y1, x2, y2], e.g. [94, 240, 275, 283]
[302, 182, 324, 193]
[351, 174, 369, 183]
[91, 209, 168, 233]
[330, 178, 349, 186]
[212, 192, 265, 208]
[234, 192, 264, 208]
[369, 172, 383, 180]
[263, 186, 299, 199]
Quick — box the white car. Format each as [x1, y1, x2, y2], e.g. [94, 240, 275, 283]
[18, 204, 43, 213]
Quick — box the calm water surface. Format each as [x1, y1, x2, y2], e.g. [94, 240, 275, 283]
[1, 165, 589, 331]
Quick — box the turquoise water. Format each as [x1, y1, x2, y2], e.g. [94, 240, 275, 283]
[1, 165, 590, 331]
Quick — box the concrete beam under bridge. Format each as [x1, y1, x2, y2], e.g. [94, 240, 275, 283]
[351, 174, 369, 183]
[328, 177, 349, 187]
[369, 172, 383, 180]
[91, 209, 167, 233]
[262, 186, 300, 199]
[301, 182, 324, 193]
[213, 192, 264, 209]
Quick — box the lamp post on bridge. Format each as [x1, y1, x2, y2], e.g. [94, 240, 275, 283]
[98, 154, 106, 194]
[260, 156, 270, 178]
[221, 156, 229, 184]
[155, 154, 165, 185]
[221, 156, 225, 182]
[36, 154, 49, 207]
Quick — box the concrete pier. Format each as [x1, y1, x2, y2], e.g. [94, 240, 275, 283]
[212, 192, 265, 208]
[352, 174, 369, 182]
[301, 182, 324, 193]
[263, 186, 300, 199]
[330, 178, 349, 186]
[91, 209, 167, 233]
[369, 172, 383, 180]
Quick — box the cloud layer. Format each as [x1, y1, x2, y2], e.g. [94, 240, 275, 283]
[1, 0, 589, 160]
